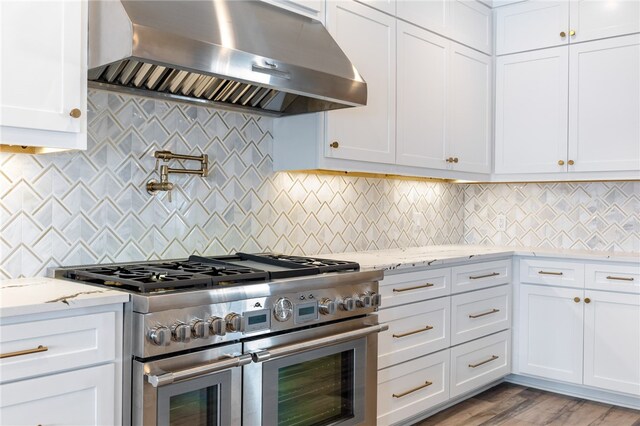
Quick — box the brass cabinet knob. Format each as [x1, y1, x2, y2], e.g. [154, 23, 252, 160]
[453, 157, 459, 163]
[329, 141, 339, 149]
[560, 31, 566, 37]
[69, 108, 82, 118]
[445, 157, 452, 163]
[568, 160, 575, 165]
[558, 160, 565, 166]
[574, 297, 581, 303]
[569, 30, 576, 36]
[584, 297, 591, 304]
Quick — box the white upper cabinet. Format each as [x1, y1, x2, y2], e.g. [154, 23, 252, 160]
[0, 0, 87, 151]
[397, 0, 450, 37]
[355, 0, 396, 15]
[261, 0, 325, 22]
[448, 43, 492, 173]
[325, 1, 396, 164]
[569, 0, 640, 44]
[568, 34, 640, 172]
[496, 1, 570, 55]
[396, 23, 448, 169]
[495, 47, 569, 174]
[450, 0, 493, 54]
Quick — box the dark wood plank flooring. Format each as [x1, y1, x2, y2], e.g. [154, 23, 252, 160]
[413, 383, 640, 426]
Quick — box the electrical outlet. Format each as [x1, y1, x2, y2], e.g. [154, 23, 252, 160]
[496, 214, 507, 231]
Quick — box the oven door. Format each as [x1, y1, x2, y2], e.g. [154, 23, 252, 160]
[133, 343, 250, 426]
[243, 317, 387, 426]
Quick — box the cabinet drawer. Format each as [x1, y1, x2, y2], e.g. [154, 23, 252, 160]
[380, 268, 450, 309]
[520, 258, 585, 288]
[585, 263, 640, 294]
[378, 350, 449, 425]
[0, 363, 115, 425]
[451, 285, 510, 345]
[378, 298, 450, 369]
[450, 330, 511, 398]
[0, 312, 116, 383]
[452, 259, 511, 293]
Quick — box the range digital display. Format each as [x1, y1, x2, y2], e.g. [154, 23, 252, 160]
[248, 314, 267, 325]
[298, 306, 315, 316]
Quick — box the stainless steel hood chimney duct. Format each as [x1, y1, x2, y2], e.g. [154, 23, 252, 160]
[88, 0, 367, 116]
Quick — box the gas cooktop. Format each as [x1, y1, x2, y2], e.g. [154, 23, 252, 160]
[59, 253, 360, 294]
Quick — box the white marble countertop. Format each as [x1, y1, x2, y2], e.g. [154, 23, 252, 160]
[323, 245, 640, 272]
[0, 277, 130, 318]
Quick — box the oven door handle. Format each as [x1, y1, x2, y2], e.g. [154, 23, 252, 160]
[146, 353, 253, 387]
[250, 323, 389, 363]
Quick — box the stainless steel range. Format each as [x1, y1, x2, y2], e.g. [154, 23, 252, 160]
[56, 253, 385, 426]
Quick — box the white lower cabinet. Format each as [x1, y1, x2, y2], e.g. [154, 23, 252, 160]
[451, 285, 511, 346]
[378, 350, 450, 426]
[583, 290, 640, 396]
[0, 363, 116, 426]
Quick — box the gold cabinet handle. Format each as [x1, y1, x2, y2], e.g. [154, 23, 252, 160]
[0, 345, 48, 359]
[69, 108, 82, 118]
[538, 270, 563, 276]
[558, 160, 565, 166]
[569, 29, 576, 36]
[392, 283, 434, 293]
[469, 355, 499, 368]
[392, 381, 433, 398]
[393, 325, 434, 339]
[445, 157, 453, 163]
[468, 308, 500, 319]
[606, 275, 634, 281]
[574, 297, 581, 303]
[584, 297, 591, 304]
[453, 157, 459, 163]
[469, 272, 500, 280]
[329, 141, 339, 148]
[560, 31, 567, 37]
[568, 160, 575, 165]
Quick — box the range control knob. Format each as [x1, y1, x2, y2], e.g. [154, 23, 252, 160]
[190, 319, 209, 339]
[274, 297, 293, 322]
[357, 294, 372, 308]
[208, 316, 227, 336]
[225, 313, 244, 333]
[319, 298, 336, 315]
[148, 326, 171, 346]
[171, 322, 191, 343]
[371, 292, 382, 307]
[340, 297, 356, 312]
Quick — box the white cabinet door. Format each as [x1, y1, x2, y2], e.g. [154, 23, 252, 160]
[495, 47, 569, 174]
[0, 0, 87, 150]
[569, 0, 640, 44]
[583, 291, 640, 396]
[396, 0, 449, 36]
[495, 1, 570, 55]
[0, 364, 116, 426]
[450, 0, 493, 54]
[396, 23, 448, 169]
[568, 35, 640, 172]
[519, 284, 584, 384]
[355, 0, 395, 15]
[448, 43, 492, 173]
[326, 1, 396, 164]
[261, 0, 325, 21]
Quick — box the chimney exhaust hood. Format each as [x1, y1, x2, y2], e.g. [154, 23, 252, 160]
[87, 0, 367, 116]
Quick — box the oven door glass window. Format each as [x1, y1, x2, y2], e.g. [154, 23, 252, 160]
[156, 371, 231, 426]
[262, 338, 366, 426]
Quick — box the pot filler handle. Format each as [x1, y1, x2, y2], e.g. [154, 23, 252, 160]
[251, 323, 389, 363]
[147, 353, 253, 387]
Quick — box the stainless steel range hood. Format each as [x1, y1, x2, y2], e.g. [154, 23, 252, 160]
[88, 0, 367, 116]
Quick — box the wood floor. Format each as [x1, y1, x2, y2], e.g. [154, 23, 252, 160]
[414, 383, 640, 426]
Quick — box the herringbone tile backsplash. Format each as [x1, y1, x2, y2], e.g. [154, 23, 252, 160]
[1, 91, 638, 279]
[0, 90, 463, 278]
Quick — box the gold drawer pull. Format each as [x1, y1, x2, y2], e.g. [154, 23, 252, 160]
[469, 355, 499, 368]
[393, 283, 434, 293]
[468, 308, 500, 319]
[393, 325, 434, 339]
[392, 380, 433, 398]
[538, 270, 563, 276]
[606, 276, 634, 282]
[0, 345, 48, 359]
[469, 272, 500, 280]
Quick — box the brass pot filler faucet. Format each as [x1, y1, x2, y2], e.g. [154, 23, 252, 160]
[146, 150, 209, 202]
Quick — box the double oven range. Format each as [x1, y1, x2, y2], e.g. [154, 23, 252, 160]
[56, 253, 385, 426]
